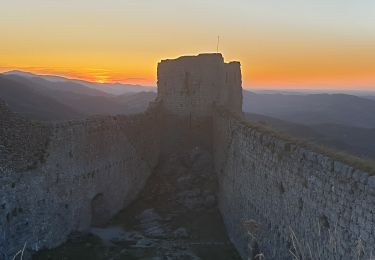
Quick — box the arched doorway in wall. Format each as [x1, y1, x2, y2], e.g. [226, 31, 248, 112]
[90, 193, 110, 227]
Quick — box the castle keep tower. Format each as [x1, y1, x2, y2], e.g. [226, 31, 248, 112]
[157, 53, 243, 117]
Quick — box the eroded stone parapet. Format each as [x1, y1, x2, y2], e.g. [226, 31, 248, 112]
[213, 108, 375, 260]
[0, 105, 161, 259]
[0, 100, 51, 173]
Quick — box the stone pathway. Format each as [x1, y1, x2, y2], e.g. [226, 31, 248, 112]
[33, 148, 241, 259]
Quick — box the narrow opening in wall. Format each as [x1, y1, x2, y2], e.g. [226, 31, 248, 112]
[279, 182, 285, 194]
[319, 215, 330, 230]
[251, 240, 261, 260]
[298, 198, 303, 211]
[91, 193, 110, 227]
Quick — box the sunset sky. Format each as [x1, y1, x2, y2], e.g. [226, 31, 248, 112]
[1, 0, 375, 89]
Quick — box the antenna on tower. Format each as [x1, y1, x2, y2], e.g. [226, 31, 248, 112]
[216, 36, 220, 53]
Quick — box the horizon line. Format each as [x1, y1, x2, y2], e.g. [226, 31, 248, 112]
[1, 68, 375, 92]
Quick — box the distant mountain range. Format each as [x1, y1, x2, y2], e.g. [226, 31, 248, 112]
[0, 71, 156, 120]
[242, 91, 375, 159]
[243, 91, 375, 128]
[1, 70, 374, 159]
[245, 113, 375, 159]
[0, 75, 83, 120]
[3, 70, 155, 95]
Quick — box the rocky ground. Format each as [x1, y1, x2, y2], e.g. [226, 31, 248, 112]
[33, 148, 241, 260]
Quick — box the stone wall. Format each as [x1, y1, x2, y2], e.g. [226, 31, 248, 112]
[213, 107, 375, 259]
[0, 100, 51, 173]
[0, 106, 161, 259]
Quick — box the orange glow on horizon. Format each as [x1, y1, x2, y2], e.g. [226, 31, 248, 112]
[1, 65, 375, 90]
[1, 1, 375, 90]
[0, 66, 157, 86]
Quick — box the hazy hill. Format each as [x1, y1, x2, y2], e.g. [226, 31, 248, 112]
[82, 82, 155, 96]
[0, 74, 157, 120]
[4, 73, 112, 97]
[115, 92, 157, 114]
[246, 113, 375, 159]
[0, 75, 83, 120]
[4, 70, 155, 95]
[58, 91, 156, 115]
[243, 90, 375, 128]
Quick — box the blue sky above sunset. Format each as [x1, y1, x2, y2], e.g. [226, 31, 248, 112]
[1, 0, 374, 89]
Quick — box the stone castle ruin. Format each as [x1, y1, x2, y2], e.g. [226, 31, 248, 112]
[157, 53, 242, 117]
[1, 54, 375, 259]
